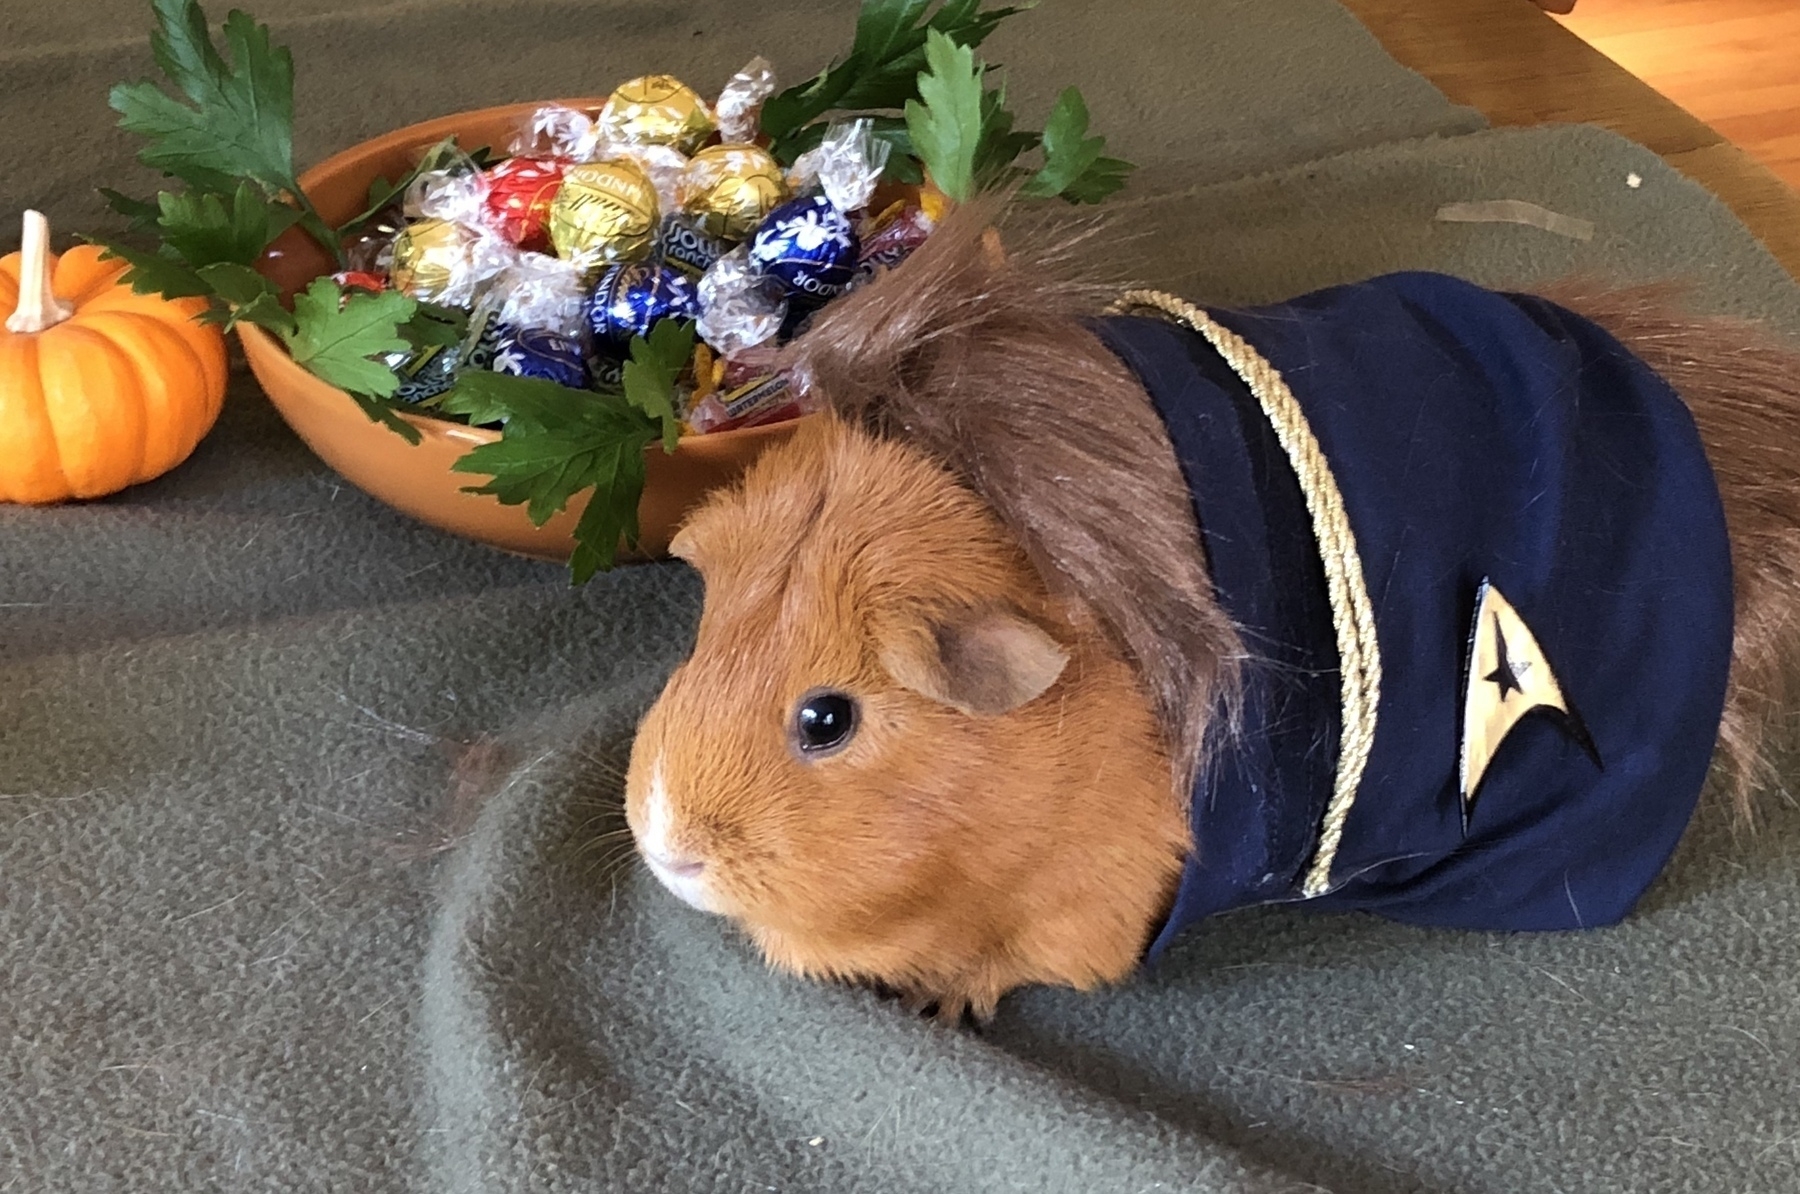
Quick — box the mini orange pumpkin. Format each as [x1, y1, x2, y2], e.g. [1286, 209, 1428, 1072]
[0, 210, 228, 503]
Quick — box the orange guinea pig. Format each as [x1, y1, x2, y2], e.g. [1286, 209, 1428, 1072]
[625, 201, 1800, 1022]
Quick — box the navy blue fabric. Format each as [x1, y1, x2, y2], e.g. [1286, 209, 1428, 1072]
[1092, 272, 1735, 958]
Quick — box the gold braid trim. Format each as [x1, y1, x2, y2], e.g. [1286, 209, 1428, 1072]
[1108, 288, 1382, 897]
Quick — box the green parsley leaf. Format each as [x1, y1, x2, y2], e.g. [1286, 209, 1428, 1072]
[1056, 155, 1134, 204]
[762, 0, 1028, 158]
[566, 436, 653, 583]
[283, 279, 415, 399]
[972, 80, 1041, 189]
[156, 182, 301, 269]
[1020, 87, 1133, 202]
[400, 302, 470, 352]
[905, 30, 985, 202]
[445, 373, 663, 580]
[111, 1, 297, 196]
[195, 262, 295, 335]
[89, 238, 211, 299]
[622, 320, 696, 452]
[99, 189, 163, 235]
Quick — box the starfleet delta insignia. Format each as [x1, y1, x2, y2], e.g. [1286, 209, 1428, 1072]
[1093, 272, 1734, 957]
[1459, 578, 1600, 826]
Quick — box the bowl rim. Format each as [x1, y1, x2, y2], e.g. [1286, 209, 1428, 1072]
[245, 97, 807, 454]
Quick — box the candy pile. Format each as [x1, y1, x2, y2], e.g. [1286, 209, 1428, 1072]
[348, 61, 942, 435]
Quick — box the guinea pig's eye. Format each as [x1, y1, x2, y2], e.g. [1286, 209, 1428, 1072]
[793, 690, 858, 757]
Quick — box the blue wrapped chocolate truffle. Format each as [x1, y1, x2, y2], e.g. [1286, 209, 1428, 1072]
[748, 194, 859, 303]
[586, 262, 699, 348]
[493, 326, 591, 390]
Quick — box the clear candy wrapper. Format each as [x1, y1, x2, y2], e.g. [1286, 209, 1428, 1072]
[594, 140, 690, 216]
[403, 150, 492, 225]
[814, 118, 890, 215]
[713, 56, 777, 145]
[485, 253, 589, 339]
[695, 244, 786, 357]
[510, 104, 605, 163]
[386, 216, 519, 308]
[786, 118, 890, 214]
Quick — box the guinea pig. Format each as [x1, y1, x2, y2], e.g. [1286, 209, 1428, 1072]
[624, 200, 1800, 1022]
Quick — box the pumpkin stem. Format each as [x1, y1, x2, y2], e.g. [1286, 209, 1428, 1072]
[5, 210, 76, 335]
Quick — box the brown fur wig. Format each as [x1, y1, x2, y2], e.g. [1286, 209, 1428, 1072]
[782, 201, 1800, 819]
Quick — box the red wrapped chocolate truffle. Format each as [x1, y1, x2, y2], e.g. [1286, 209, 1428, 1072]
[482, 157, 571, 253]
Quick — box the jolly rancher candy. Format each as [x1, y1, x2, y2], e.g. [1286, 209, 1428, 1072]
[686, 371, 813, 434]
[548, 160, 661, 272]
[586, 261, 700, 348]
[598, 75, 716, 155]
[655, 216, 731, 280]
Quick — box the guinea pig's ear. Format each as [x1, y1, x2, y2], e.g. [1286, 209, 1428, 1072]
[879, 606, 1069, 716]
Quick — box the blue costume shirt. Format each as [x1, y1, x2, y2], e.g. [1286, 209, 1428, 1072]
[1093, 272, 1734, 957]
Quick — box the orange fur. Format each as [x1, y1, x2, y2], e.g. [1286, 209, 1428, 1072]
[625, 417, 1187, 1020]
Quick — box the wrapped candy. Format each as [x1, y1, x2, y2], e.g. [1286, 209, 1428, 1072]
[387, 217, 514, 308]
[482, 157, 571, 252]
[598, 75, 716, 154]
[593, 140, 689, 216]
[510, 104, 605, 162]
[388, 152, 520, 306]
[403, 150, 492, 224]
[385, 343, 459, 405]
[856, 201, 936, 276]
[485, 253, 589, 339]
[686, 370, 817, 434]
[493, 326, 590, 389]
[342, 206, 406, 276]
[385, 305, 508, 404]
[586, 261, 699, 347]
[749, 194, 857, 303]
[682, 144, 787, 242]
[655, 215, 731, 280]
[588, 351, 626, 391]
[713, 57, 777, 146]
[333, 270, 388, 293]
[695, 244, 786, 357]
[548, 159, 661, 272]
[457, 304, 511, 374]
[750, 119, 889, 304]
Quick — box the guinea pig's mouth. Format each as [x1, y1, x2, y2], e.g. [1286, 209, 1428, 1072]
[640, 848, 716, 913]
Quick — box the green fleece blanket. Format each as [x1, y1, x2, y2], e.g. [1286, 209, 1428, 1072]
[5, 3, 1798, 1191]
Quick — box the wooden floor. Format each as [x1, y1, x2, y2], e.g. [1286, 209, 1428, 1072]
[1556, 0, 1800, 191]
[1342, 0, 1800, 281]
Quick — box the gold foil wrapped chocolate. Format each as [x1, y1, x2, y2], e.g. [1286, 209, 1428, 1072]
[547, 160, 661, 271]
[598, 75, 716, 155]
[682, 145, 788, 241]
[388, 217, 478, 303]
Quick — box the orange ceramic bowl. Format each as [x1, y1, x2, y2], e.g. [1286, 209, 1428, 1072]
[240, 99, 810, 563]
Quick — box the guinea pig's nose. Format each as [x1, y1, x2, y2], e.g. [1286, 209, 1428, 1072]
[646, 850, 705, 880]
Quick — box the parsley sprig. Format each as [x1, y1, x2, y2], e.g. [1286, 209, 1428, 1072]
[905, 29, 1132, 203]
[436, 321, 696, 579]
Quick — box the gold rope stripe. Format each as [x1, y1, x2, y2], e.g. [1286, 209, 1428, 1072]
[1108, 288, 1382, 897]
